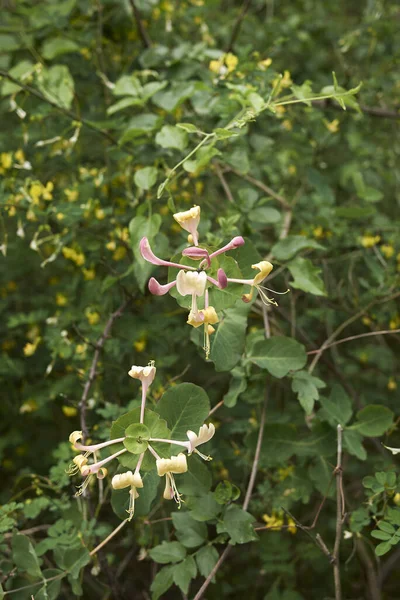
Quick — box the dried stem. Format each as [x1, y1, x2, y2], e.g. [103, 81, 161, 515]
[307, 328, 400, 355]
[128, 0, 152, 48]
[222, 164, 290, 209]
[312, 98, 400, 120]
[226, 0, 253, 52]
[333, 425, 344, 600]
[79, 300, 128, 441]
[90, 519, 128, 556]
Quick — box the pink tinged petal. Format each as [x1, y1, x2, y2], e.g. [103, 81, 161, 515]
[148, 277, 177, 296]
[206, 268, 228, 289]
[208, 236, 245, 259]
[139, 237, 196, 270]
[182, 247, 211, 267]
[81, 448, 126, 476]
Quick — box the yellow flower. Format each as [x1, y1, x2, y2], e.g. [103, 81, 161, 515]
[62, 406, 78, 417]
[134, 339, 147, 352]
[282, 119, 293, 131]
[42, 182, 54, 200]
[95, 208, 105, 220]
[23, 338, 41, 356]
[287, 517, 297, 535]
[113, 246, 127, 261]
[56, 293, 68, 306]
[82, 268, 95, 281]
[387, 378, 397, 391]
[106, 240, 116, 251]
[14, 149, 25, 164]
[313, 226, 324, 239]
[225, 53, 238, 72]
[394, 493, 400, 506]
[381, 244, 394, 259]
[20, 399, 39, 414]
[277, 465, 294, 481]
[262, 511, 284, 530]
[1, 153, 12, 169]
[209, 59, 222, 73]
[56, 213, 64, 221]
[361, 235, 381, 248]
[65, 189, 78, 202]
[86, 310, 100, 325]
[362, 316, 372, 326]
[325, 119, 340, 133]
[258, 57, 272, 70]
[389, 316, 400, 330]
[29, 183, 43, 204]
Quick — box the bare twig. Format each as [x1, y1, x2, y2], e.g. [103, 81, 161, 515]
[90, 519, 128, 556]
[129, 0, 152, 48]
[226, 0, 253, 52]
[356, 539, 381, 600]
[243, 394, 268, 511]
[79, 300, 128, 441]
[208, 399, 224, 417]
[3, 524, 50, 539]
[0, 69, 125, 151]
[307, 328, 400, 355]
[192, 546, 232, 600]
[281, 507, 334, 563]
[222, 164, 291, 209]
[308, 291, 400, 374]
[215, 163, 234, 203]
[333, 425, 344, 600]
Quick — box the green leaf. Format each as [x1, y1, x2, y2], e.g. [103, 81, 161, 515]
[150, 565, 174, 600]
[134, 166, 158, 190]
[291, 371, 325, 415]
[149, 541, 187, 564]
[178, 456, 212, 496]
[12, 534, 42, 578]
[223, 369, 247, 408]
[349, 405, 394, 437]
[210, 302, 250, 372]
[176, 122, 201, 133]
[129, 213, 162, 291]
[64, 547, 90, 579]
[271, 236, 325, 261]
[1, 60, 35, 95]
[37, 65, 75, 109]
[343, 430, 366, 461]
[173, 555, 197, 595]
[153, 82, 197, 112]
[111, 470, 160, 520]
[123, 423, 150, 454]
[319, 385, 353, 426]
[288, 257, 326, 296]
[375, 541, 392, 556]
[214, 128, 238, 139]
[187, 492, 221, 521]
[157, 383, 210, 440]
[248, 336, 307, 378]
[41, 37, 79, 60]
[183, 145, 221, 173]
[214, 480, 235, 505]
[110, 408, 170, 471]
[196, 545, 219, 579]
[120, 113, 161, 142]
[378, 521, 395, 534]
[155, 125, 188, 150]
[249, 206, 281, 225]
[113, 75, 142, 97]
[172, 512, 207, 548]
[371, 530, 391, 541]
[221, 505, 258, 545]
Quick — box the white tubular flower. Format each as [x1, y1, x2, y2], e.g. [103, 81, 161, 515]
[173, 206, 201, 246]
[128, 363, 156, 386]
[186, 424, 215, 460]
[384, 445, 400, 455]
[111, 471, 143, 490]
[176, 270, 207, 297]
[156, 453, 188, 476]
[69, 430, 83, 445]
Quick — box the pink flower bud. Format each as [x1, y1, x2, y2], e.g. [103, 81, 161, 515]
[148, 277, 177, 296]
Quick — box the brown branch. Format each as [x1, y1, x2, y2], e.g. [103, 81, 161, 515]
[222, 164, 291, 209]
[312, 98, 400, 120]
[0, 69, 126, 151]
[307, 328, 400, 355]
[356, 539, 381, 600]
[129, 0, 152, 48]
[208, 399, 224, 417]
[378, 545, 400, 587]
[192, 546, 232, 600]
[79, 300, 128, 441]
[333, 425, 344, 600]
[214, 163, 234, 203]
[226, 0, 253, 52]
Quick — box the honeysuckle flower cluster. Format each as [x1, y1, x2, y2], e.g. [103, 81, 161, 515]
[67, 362, 216, 520]
[140, 205, 282, 358]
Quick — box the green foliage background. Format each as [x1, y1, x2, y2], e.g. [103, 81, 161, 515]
[0, 0, 399, 598]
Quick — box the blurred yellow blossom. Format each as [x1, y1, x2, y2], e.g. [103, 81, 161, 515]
[56, 293, 68, 306]
[62, 406, 78, 417]
[282, 119, 293, 131]
[262, 511, 284, 530]
[258, 57, 272, 70]
[14, 149, 25, 164]
[362, 316, 372, 326]
[225, 53, 238, 72]
[134, 338, 147, 352]
[62, 247, 85, 266]
[20, 399, 39, 414]
[56, 213, 64, 221]
[76, 344, 87, 355]
[381, 244, 394, 259]
[113, 246, 127, 261]
[86, 310, 100, 325]
[287, 517, 297, 534]
[65, 189, 78, 202]
[83, 268, 95, 281]
[95, 208, 105, 220]
[29, 183, 43, 204]
[361, 234, 380, 248]
[394, 493, 400, 506]
[277, 466, 294, 481]
[209, 59, 223, 73]
[325, 119, 340, 133]
[24, 338, 41, 356]
[387, 378, 397, 391]
[313, 226, 324, 239]
[1, 152, 12, 169]
[389, 315, 400, 330]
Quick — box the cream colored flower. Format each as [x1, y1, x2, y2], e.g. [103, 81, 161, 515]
[128, 363, 156, 386]
[111, 471, 143, 490]
[156, 453, 188, 477]
[173, 206, 201, 246]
